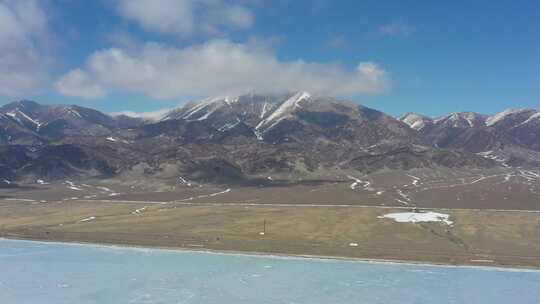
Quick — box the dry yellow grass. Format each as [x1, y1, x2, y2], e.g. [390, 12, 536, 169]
[2, 200, 540, 268]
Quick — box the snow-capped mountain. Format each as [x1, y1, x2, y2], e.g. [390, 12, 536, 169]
[401, 112, 486, 130]
[485, 109, 537, 127]
[494, 109, 540, 152]
[0, 94, 537, 182]
[161, 93, 283, 133]
[401, 109, 540, 131]
[160, 92, 316, 136]
[151, 91, 416, 146]
[399, 108, 540, 164]
[0, 100, 129, 143]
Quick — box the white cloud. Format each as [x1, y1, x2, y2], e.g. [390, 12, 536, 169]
[0, 0, 49, 96]
[56, 69, 106, 99]
[378, 22, 416, 37]
[115, 0, 254, 37]
[55, 40, 389, 99]
[111, 108, 172, 121]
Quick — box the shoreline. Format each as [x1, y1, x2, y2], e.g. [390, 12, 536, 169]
[3, 235, 539, 272]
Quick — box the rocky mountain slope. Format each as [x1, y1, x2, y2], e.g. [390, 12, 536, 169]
[400, 108, 540, 166]
[0, 93, 536, 184]
[0, 100, 123, 144]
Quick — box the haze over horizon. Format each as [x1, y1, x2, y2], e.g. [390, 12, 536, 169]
[0, 0, 539, 117]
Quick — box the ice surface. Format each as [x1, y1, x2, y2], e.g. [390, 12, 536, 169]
[1, 239, 539, 304]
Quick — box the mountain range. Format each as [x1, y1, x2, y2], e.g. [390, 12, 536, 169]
[1, 92, 538, 184]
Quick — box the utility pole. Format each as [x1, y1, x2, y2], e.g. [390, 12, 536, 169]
[259, 219, 266, 236]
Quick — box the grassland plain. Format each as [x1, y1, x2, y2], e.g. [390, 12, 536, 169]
[2, 200, 540, 268]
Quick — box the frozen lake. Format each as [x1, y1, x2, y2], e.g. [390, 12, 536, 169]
[1, 239, 539, 304]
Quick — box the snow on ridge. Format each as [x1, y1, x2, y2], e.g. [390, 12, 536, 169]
[411, 120, 425, 130]
[477, 150, 494, 157]
[460, 112, 480, 127]
[14, 109, 41, 127]
[183, 96, 228, 120]
[66, 107, 82, 118]
[260, 102, 269, 119]
[5, 112, 16, 118]
[254, 129, 264, 141]
[218, 118, 241, 132]
[433, 113, 457, 124]
[196, 108, 216, 121]
[515, 111, 540, 127]
[6, 111, 23, 125]
[224, 96, 239, 106]
[486, 109, 528, 126]
[255, 91, 311, 131]
[400, 113, 430, 130]
[4, 108, 47, 130]
[105, 136, 130, 144]
[433, 112, 482, 128]
[163, 92, 310, 125]
[401, 108, 537, 129]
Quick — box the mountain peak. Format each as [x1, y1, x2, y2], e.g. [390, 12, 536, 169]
[485, 108, 536, 127]
[399, 112, 432, 130]
[433, 111, 486, 128]
[1, 100, 42, 112]
[161, 91, 313, 123]
[16, 100, 41, 107]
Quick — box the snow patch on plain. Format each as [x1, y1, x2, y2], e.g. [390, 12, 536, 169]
[132, 207, 147, 215]
[378, 212, 453, 225]
[209, 188, 231, 197]
[347, 175, 373, 191]
[79, 216, 96, 222]
[65, 181, 82, 191]
[178, 176, 192, 187]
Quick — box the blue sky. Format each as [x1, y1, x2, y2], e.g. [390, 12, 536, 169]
[0, 0, 539, 117]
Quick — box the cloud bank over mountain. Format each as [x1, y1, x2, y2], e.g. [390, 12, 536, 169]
[56, 40, 388, 99]
[0, 0, 49, 97]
